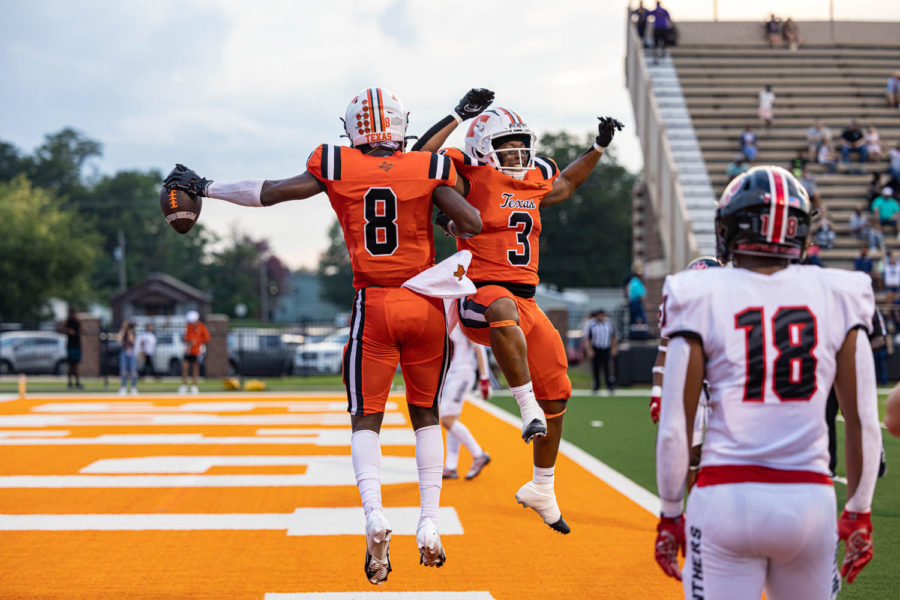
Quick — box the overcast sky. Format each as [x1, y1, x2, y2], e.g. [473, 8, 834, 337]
[2, 0, 897, 269]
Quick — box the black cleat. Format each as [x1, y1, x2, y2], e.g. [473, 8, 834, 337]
[522, 418, 547, 443]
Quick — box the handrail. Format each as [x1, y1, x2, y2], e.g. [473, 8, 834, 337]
[624, 14, 699, 274]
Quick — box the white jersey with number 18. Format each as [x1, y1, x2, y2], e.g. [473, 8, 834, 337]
[660, 264, 873, 475]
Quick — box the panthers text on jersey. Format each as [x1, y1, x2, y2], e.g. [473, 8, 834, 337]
[440, 147, 559, 286]
[307, 144, 456, 289]
[660, 264, 874, 476]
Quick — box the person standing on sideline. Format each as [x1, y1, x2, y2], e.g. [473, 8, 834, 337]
[118, 320, 138, 395]
[758, 85, 775, 133]
[163, 87, 485, 584]
[627, 264, 648, 325]
[60, 307, 83, 389]
[137, 323, 158, 380]
[583, 309, 616, 395]
[179, 311, 209, 395]
[440, 325, 491, 481]
[654, 166, 881, 596]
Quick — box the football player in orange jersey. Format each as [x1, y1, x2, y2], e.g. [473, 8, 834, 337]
[163, 87, 488, 585]
[413, 104, 623, 534]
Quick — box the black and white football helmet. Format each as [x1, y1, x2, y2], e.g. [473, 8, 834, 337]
[715, 166, 812, 264]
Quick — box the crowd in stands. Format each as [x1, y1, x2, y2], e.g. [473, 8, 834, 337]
[764, 14, 802, 51]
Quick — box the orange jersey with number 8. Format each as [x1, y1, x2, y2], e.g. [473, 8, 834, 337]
[440, 147, 558, 286]
[307, 144, 457, 289]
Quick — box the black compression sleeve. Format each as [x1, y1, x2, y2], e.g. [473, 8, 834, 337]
[411, 114, 457, 152]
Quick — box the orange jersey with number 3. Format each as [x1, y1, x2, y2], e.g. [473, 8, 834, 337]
[307, 145, 457, 289]
[440, 147, 559, 286]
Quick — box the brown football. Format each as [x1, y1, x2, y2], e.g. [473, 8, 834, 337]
[160, 187, 202, 234]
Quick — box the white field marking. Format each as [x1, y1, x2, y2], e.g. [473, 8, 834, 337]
[266, 594, 495, 600]
[832, 476, 848, 485]
[590, 420, 604, 428]
[81, 454, 407, 475]
[836, 414, 890, 431]
[12, 392, 411, 400]
[0, 507, 463, 536]
[31, 401, 399, 413]
[0, 430, 70, 438]
[0, 456, 418, 488]
[469, 397, 661, 515]
[0, 412, 407, 427]
[0, 429, 415, 446]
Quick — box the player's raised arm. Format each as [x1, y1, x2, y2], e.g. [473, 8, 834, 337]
[832, 327, 881, 583]
[163, 164, 325, 208]
[542, 117, 624, 208]
[432, 184, 481, 238]
[411, 88, 495, 153]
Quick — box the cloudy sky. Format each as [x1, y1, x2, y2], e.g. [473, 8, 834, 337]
[2, 0, 896, 269]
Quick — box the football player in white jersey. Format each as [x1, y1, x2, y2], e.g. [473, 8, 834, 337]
[654, 166, 882, 599]
[440, 325, 492, 480]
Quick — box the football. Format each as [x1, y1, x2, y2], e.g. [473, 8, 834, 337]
[160, 186, 202, 234]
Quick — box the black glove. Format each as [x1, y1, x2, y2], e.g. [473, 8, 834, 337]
[595, 117, 625, 149]
[454, 88, 495, 120]
[435, 212, 453, 237]
[163, 164, 213, 198]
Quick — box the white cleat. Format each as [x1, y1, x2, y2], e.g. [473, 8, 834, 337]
[190, 385, 199, 395]
[519, 403, 547, 443]
[177, 385, 188, 395]
[515, 481, 570, 534]
[117, 387, 127, 396]
[364, 510, 392, 585]
[130, 388, 139, 395]
[416, 517, 446, 567]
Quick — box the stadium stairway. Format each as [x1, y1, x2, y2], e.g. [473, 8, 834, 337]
[668, 42, 900, 271]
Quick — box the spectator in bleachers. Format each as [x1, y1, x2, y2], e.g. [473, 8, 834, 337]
[790, 149, 806, 178]
[840, 119, 868, 164]
[781, 18, 801, 51]
[813, 207, 836, 249]
[649, 1, 673, 62]
[802, 244, 823, 267]
[850, 205, 883, 250]
[727, 153, 750, 177]
[799, 167, 821, 209]
[854, 246, 879, 288]
[740, 125, 758, 161]
[865, 125, 883, 161]
[866, 172, 885, 211]
[884, 250, 900, 315]
[889, 141, 900, 180]
[631, 1, 650, 47]
[817, 134, 838, 173]
[872, 186, 900, 236]
[886, 71, 900, 108]
[765, 14, 782, 48]
[758, 85, 775, 133]
[806, 118, 831, 162]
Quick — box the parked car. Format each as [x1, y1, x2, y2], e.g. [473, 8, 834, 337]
[0, 331, 68, 375]
[293, 328, 349, 375]
[229, 329, 294, 377]
[150, 331, 187, 376]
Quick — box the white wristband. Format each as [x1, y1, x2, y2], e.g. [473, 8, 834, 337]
[206, 180, 265, 207]
[652, 366, 665, 375]
[451, 112, 464, 124]
[593, 142, 606, 153]
[651, 385, 663, 398]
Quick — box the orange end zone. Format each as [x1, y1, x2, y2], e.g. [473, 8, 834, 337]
[0, 393, 683, 599]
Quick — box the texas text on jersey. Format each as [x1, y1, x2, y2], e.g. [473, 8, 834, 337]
[307, 144, 456, 289]
[439, 147, 558, 287]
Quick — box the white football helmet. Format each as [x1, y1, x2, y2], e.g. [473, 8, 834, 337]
[464, 108, 537, 179]
[344, 88, 408, 150]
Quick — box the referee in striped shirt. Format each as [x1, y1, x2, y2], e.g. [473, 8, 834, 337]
[583, 309, 617, 395]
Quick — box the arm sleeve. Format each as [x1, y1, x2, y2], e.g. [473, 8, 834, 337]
[845, 333, 882, 513]
[656, 336, 691, 516]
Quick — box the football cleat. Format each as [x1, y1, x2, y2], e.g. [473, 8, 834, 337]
[515, 481, 570, 534]
[442, 468, 458, 480]
[520, 403, 547, 443]
[416, 518, 446, 568]
[465, 453, 491, 480]
[364, 510, 392, 585]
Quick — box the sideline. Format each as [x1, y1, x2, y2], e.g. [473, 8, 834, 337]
[468, 397, 661, 515]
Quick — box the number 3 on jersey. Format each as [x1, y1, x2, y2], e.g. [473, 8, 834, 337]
[735, 306, 817, 402]
[507, 212, 533, 266]
[364, 188, 398, 256]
